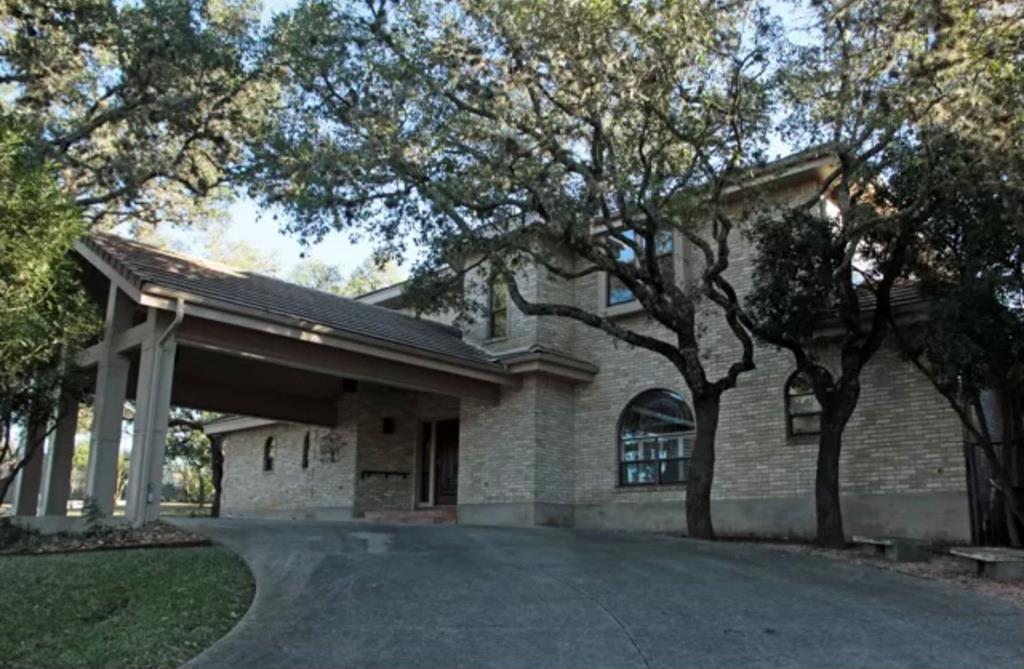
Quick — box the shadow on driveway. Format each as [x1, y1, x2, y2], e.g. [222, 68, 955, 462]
[170, 518, 1023, 669]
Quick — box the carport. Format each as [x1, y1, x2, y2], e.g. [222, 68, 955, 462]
[9, 233, 515, 527]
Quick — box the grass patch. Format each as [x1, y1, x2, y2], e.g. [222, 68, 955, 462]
[0, 546, 253, 669]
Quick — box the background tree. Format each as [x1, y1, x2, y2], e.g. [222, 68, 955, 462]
[0, 119, 100, 503]
[744, 0, 1020, 546]
[290, 256, 405, 296]
[166, 409, 219, 513]
[250, 0, 782, 538]
[0, 0, 273, 230]
[891, 137, 1024, 545]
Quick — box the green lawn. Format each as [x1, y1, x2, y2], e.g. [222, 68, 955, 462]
[0, 546, 253, 669]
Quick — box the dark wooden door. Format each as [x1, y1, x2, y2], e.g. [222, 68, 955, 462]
[434, 419, 459, 505]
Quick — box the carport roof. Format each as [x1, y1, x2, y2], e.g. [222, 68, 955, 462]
[79, 232, 496, 367]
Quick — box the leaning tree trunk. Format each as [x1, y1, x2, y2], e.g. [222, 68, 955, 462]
[686, 392, 721, 540]
[210, 434, 224, 518]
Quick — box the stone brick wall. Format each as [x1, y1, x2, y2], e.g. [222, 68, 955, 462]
[221, 421, 357, 518]
[219, 172, 969, 539]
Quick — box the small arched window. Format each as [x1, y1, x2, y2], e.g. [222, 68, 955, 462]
[618, 389, 695, 486]
[786, 372, 822, 436]
[263, 436, 275, 472]
[301, 432, 311, 469]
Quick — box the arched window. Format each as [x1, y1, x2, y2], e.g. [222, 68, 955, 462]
[301, 432, 311, 469]
[786, 371, 822, 436]
[618, 390, 695, 486]
[263, 436, 275, 472]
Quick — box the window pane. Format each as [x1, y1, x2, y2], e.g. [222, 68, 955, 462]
[655, 229, 674, 256]
[791, 415, 820, 435]
[490, 310, 508, 338]
[622, 440, 641, 462]
[659, 437, 683, 459]
[622, 462, 657, 485]
[660, 458, 687, 484]
[657, 253, 675, 282]
[789, 393, 821, 414]
[607, 275, 635, 306]
[788, 373, 814, 395]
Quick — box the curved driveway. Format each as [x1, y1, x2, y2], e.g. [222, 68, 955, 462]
[174, 518, 1022, 668]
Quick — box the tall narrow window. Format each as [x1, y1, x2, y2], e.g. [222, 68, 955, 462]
[618, 389, 695, 486]
[786, 371, 822, 436]
[606, 228, 675, 306]
[301, 432, 310, 469]
[263, 436, 275, 472]
[488, 276, 509, 338]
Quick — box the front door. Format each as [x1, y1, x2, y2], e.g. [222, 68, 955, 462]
[434, 419, 459, 505]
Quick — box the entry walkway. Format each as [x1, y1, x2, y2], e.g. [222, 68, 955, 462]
[172, 519, 1023, 668]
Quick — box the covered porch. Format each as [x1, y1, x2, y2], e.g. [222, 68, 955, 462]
[9, 233, 516, 528]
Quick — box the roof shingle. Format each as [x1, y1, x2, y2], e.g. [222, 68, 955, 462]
[80, 233, 496, 366]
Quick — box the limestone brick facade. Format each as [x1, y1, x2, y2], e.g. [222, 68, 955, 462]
[217, 172, 970, 541]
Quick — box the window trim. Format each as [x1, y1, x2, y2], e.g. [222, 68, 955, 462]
[617, 389, 696, 487]
[487, 276, 509, 340]
[785, 371, 823, 437]
[598, 228, 682, 316]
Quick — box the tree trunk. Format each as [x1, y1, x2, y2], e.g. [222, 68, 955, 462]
[210, 435, 224, 518]
[686, 393, 720, 540]
[815, 408, 851, 547]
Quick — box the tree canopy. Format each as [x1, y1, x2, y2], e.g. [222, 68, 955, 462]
[0, 0, 273, 230]
[0, 117, 100, 502]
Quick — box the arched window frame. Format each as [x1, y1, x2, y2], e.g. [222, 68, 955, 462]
[785, 371, 822, 436]
[618, 389, 696, 487]
[263, 436, 275, 472]
[301, 432, 311, 469]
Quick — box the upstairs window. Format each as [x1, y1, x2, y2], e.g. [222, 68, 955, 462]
[786, 372, 822, 436]
[263, 436, 275, 472]
[606, 228, 675, 307]
[619, 389, 695, 486]
[488, 276, 509, 338]
[301, 432, 310, 469]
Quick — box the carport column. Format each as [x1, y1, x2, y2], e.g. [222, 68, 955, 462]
[11, 415, 48, 515]
[125, 309, 178, 527]
[40, 394, 79, 516]
[85, 285, 134, 515]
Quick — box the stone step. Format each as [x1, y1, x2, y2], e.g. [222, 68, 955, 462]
[361, 507, 457, 525]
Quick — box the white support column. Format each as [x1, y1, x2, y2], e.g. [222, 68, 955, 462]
[125, 309, 178, 527]
[11, 417, 47, 516]
[85, 285, 134, 515]
[40, 395, 78, 516]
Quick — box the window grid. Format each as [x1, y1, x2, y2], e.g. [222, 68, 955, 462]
[606, 228, 675, 307]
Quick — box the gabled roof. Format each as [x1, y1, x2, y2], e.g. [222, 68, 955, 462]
[78, 233, 497, 367]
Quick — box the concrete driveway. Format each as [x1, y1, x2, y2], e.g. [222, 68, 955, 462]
[172, 518, 1023, 668]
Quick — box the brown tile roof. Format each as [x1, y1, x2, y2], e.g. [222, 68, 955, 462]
[80, 233, 497, 366]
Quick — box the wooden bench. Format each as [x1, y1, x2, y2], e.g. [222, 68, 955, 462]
[949, 547, 1024, 581]
[851, 536, 932, 562]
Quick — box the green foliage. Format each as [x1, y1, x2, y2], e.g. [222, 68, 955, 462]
[0, 0, 274, 229]
[0, 117, 100, 496]
[900, 137, 1024, 403]
[290, 256, 404, 297]
[0, 547, 252, 669]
